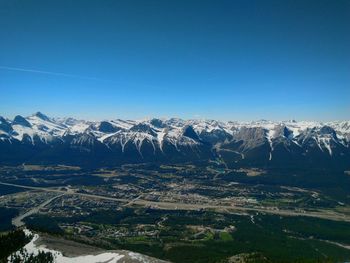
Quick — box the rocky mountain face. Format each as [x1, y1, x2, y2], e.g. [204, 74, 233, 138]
[0, 112, 349, 169]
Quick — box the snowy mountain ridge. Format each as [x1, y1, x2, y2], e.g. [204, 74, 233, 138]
[0, 112, 349, 168]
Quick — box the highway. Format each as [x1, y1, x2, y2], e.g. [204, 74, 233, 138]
[12, 194, 64, 227]
[1, 181, 350, 223]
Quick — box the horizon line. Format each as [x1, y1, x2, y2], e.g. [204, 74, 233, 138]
[0, 111, 348, 123]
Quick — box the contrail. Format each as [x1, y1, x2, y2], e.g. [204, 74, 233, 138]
[0, 65, 162, 90]
[0, 65, 113, 82]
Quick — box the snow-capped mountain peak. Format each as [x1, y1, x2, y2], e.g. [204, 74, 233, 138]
[0, 113, 349, 168]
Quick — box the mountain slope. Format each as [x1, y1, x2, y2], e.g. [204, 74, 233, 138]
[0, 113, 349, 169]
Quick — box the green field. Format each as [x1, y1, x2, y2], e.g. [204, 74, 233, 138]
[24, 208, 350, 263]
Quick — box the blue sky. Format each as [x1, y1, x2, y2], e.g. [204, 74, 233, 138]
[0, 0, 349, 121]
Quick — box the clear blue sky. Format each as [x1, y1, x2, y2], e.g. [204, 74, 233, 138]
[0, 0, 349, 121]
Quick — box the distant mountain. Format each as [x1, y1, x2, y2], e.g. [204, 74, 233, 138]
[0, 113, 349, 169]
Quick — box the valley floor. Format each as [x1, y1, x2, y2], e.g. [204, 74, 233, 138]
[1, 163, 350, 262]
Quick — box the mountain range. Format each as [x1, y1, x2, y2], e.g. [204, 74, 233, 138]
[0, 112, 349, 169]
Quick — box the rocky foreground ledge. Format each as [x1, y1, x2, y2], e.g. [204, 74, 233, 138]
[9, 229, 168, 263]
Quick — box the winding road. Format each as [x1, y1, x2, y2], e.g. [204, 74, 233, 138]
[1, 181, 350, 224]
[12, 194, 64, 227]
